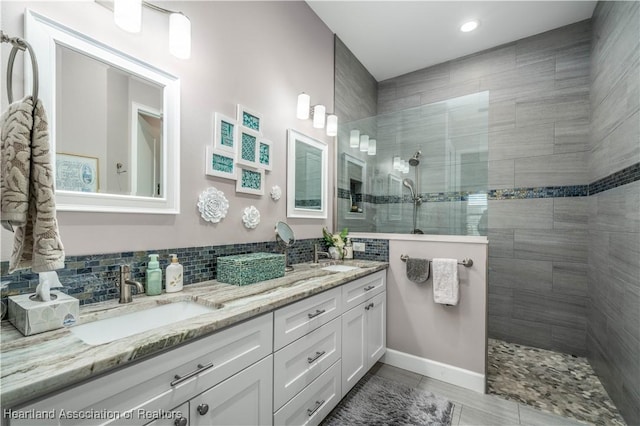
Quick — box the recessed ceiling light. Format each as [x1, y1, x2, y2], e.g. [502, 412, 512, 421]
[460, 20, 479, 33]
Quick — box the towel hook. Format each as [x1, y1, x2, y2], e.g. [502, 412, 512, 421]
[1, 30, 39, 104]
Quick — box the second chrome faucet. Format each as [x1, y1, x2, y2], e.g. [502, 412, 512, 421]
[118, 264, 144, 303]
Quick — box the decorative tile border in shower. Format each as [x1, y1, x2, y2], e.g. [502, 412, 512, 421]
[337, 161, 640, 203]
[0, 237, 389, 306]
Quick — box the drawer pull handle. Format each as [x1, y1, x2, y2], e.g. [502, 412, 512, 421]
[307, 350, 326, 363]
[307, 309, 326, 319]
[364, 285, 375, 291]
[174, 417, 188, 426]
[197, 403, 209, 416]
[307, 400, 325, 416]
[171, 362, 214, 386]
[364, 302, 375, 311]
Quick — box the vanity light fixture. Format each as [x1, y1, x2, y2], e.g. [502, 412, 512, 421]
[295, 92, 339, 136]
[350, 130, 360, 148]
[359, 134, 369, 152]
[460, 20, 479, 33]
[367, 139, 377, 155]
[110, 0, 192, 59]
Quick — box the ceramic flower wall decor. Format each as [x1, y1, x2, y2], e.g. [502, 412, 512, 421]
[242, 205, 260, 229]
[270, 185, 282, 201]
[197, 187, 229, 223]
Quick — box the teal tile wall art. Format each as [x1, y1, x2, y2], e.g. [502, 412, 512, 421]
[237, 104, 263, 134]
[213, 112, 238, 154]
[259, 139, 273, 171]
[205, 146, 237, 180]
[236, 167, 265, 195]
[238, 129, 260, 168]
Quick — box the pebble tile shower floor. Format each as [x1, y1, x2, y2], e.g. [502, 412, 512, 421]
[488, 339, 626, 425]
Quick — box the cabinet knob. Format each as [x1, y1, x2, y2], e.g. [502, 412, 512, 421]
[197, 403, 209, 415]
[174, 417, 188, 426]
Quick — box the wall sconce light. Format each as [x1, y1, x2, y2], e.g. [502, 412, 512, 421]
[367, 139, 377, 155]
[359, 135, 369, 152]
[296, 92, 339, 136]
[111, 0, 191, 59]
[350, 130, 360, 148]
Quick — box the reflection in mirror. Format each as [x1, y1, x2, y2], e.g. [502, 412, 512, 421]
[343, 154, 366, 219]
[286, 130, 327, 219]
[26, 9, 180, 214]
[275, 221, 295, 272]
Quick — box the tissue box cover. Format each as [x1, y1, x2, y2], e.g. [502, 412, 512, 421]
[217, 252, 285, 286]
[8, 291, 79, 336]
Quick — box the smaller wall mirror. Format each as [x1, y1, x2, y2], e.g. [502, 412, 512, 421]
[343, 153, 366, 220]
[275, 221, 295, 272]
[286, 129, 328, 219]
[25, 10, 180, 214]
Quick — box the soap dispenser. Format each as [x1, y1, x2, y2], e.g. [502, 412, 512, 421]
[165, 254, 184, 293]
[344, 238, 354, 260]
[146, 254, 162, 296]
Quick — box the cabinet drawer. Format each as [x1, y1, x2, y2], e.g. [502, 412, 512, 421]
[12, 313, 273, 426]
[274, 287, 342, 351]
[342, 270, 385, 312]
[273, 317, 341, 411]
[273, 360, 341, 426]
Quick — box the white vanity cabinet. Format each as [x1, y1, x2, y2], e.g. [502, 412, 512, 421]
[341, 271, 387, 396]
[10, 313, 273, 426]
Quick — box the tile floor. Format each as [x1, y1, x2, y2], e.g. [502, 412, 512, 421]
[487, 339, 626, 426]
[370, 363, 590, 426]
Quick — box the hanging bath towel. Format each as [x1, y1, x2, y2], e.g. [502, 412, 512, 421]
[406, 257, 430, 283]
[1, 96, 65, 273]
[432, 258, 459, 305]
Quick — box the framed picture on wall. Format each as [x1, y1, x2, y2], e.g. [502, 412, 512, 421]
[236, 167, 265, 195]
[258, 139, 273, 171]
[213, 112, 238, 154]
[237, 128, 261, 168]
[56, 152, 99, 193]
[237, 104, 263, 134]
[205, 146, 237, 180]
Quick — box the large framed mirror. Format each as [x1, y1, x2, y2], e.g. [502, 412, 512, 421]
[286, 129, 328, 219]
[25, 10, 180, 214]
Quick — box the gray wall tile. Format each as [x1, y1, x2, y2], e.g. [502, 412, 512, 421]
[514, 151, 588, 187]
[514, 229, 588, 263]
[553, 197, 589, 229]
[489, 257, 552, 292]
[552, 262, 588, 297]
[489, 199, 553, 229]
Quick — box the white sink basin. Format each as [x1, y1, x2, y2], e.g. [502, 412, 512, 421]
[71, 301, 217, 345]
[321, 264, 360, 272]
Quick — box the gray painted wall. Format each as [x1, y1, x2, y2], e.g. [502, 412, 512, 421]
[377, 21, 592, 356]
[588, 2, 639, 424]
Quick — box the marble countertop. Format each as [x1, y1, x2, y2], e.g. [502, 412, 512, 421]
[0, 260, 387, 408]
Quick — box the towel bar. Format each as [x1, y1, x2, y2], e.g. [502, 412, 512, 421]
[400, 254, 473, 267]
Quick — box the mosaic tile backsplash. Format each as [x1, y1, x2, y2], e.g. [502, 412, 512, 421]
[0, 237, 389, 308]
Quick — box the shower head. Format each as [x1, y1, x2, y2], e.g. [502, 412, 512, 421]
[402, 178, 416, 199]
[408, 151, 421, 167]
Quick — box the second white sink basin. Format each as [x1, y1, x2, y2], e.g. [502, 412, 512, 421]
[71, 301, 218, 345]
[321, 264, 360, 272]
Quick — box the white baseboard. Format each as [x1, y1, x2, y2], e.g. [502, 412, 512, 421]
[381, 348, 486, 394]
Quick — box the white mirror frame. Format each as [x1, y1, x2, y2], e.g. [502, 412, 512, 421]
[25, 10, 181, 214]
[286, 129, 328, 219]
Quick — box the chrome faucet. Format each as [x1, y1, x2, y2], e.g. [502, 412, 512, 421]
[313, 244, 331, 263]
[118, 265, 144, 303]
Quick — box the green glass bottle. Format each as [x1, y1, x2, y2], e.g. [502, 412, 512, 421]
[145, 254, 162, 296]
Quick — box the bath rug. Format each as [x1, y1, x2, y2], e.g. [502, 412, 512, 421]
[322, 373, 454, 425]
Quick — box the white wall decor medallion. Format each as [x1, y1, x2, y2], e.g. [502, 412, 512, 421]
[270, 185, 282, 201]
[242, 205, 260, 229]
[197, 187, 229, 223]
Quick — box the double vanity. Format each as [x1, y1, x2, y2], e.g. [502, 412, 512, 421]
[1, 261, 388, 426]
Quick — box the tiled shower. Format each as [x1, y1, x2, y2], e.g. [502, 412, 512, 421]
[335, 1, 639, 424]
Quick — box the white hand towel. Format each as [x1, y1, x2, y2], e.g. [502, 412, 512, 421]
[432, 258, 459, 305]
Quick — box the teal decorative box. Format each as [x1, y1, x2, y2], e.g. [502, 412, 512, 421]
[217, 252, 285, 286]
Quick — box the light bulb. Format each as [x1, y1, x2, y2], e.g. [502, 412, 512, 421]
[368, 139, 376, 155]
[460, 20, 479, 33]
[296, 93, 310, 119]
[313, 105, 326, 128]
[326, 114, 338, 136]
[114, 0, 142, 33]
[350, 130, 360, 148]
[359, 135, 369, 152]
[169, 13, 191, 59]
